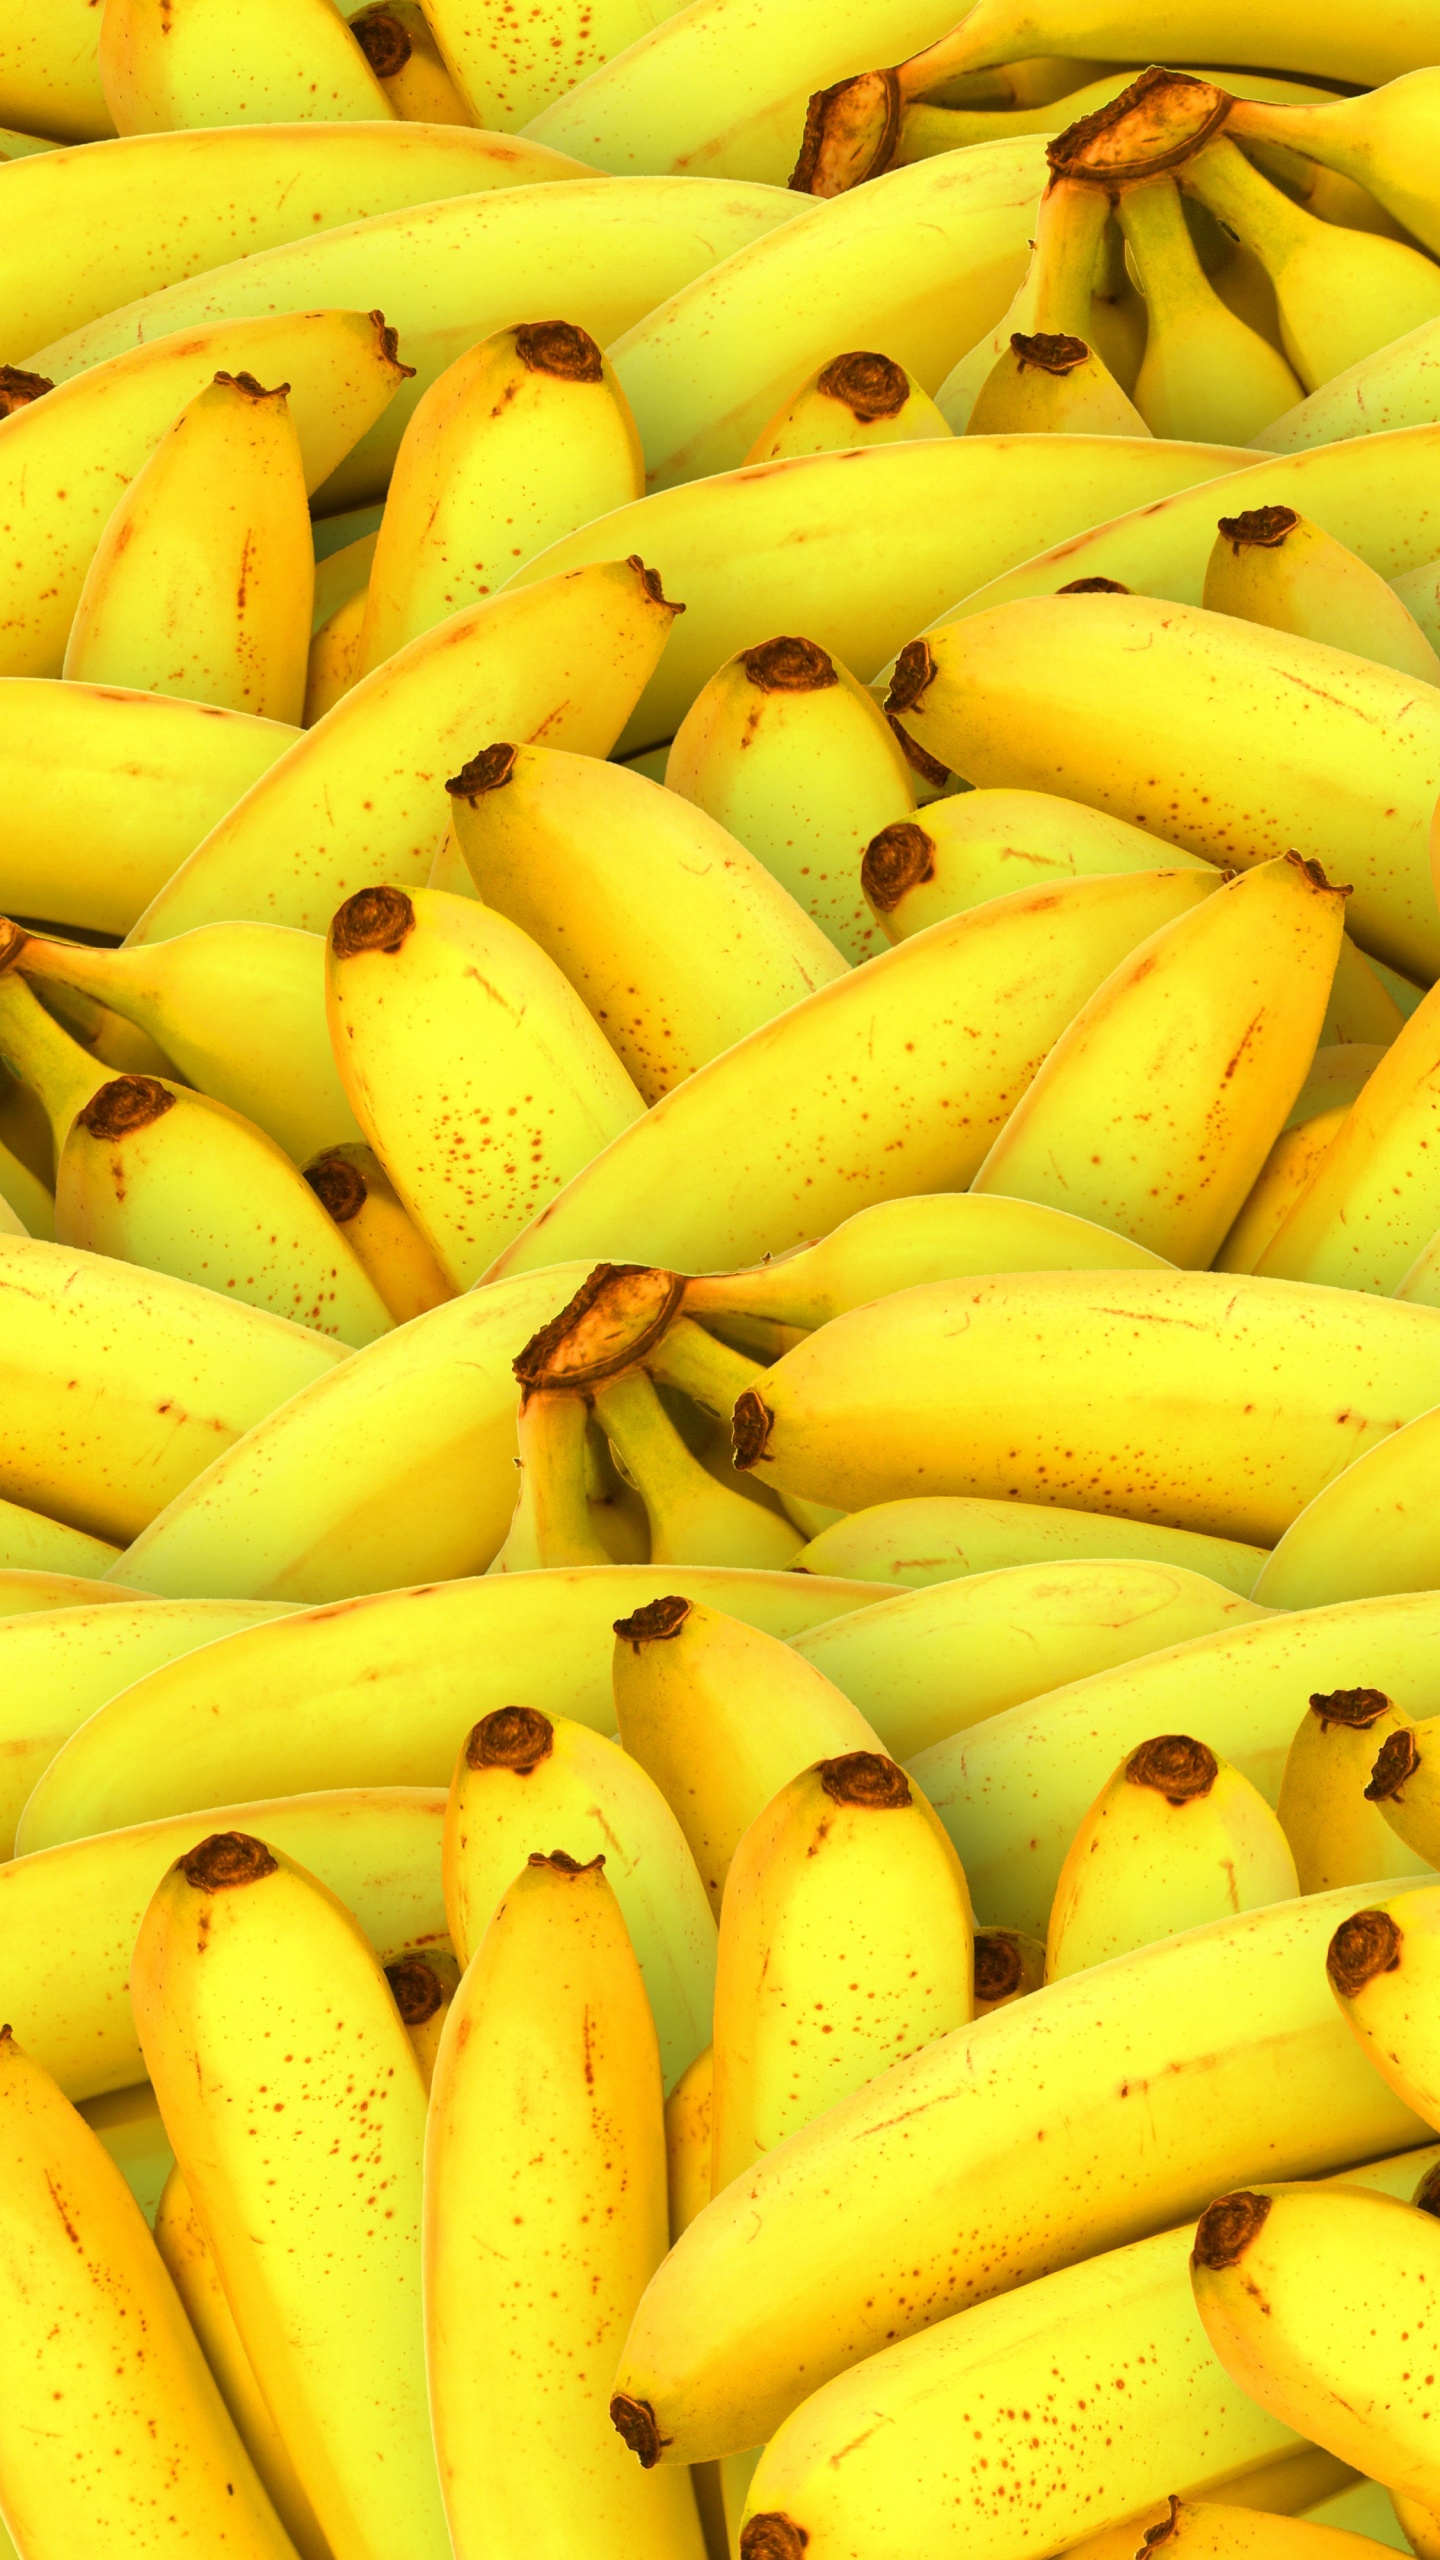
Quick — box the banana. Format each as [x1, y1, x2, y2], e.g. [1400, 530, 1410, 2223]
[0, 1230, 340, 1547]
[0, 0, 113, 143]
[304, 583, 367, 722]
[592, 1372, 805, 1569]
[18, 1564, 881, 1851]
[0, 952, 108, 1158]
[612, 1595, 882, 1911]
[80, 2078, 174, 2225]
[791, 1558, 1266, 1760]
[489, 869, 1215, 1278]
[0, 1132, 52, 1237]
[0, 1566, 146, 1613]
[1274, 1687, 1432, 1894]
[1252, 1400, 1440, 1610]
[385, 1948, 459, 2089]
[0, 306, 406, 680]
[155, 2166, 332, 2560]
[0, 1494, 118, 1579]
[1257, 988, 1440, 1291]
[1083, 2504, 1404, 2560]
[1229, 74, 1440, 262]
[303, 1144, 453, 1322]
[664, 634, 917, 963]
[1045, 1734, 1298, 1980]
[490, 1389, 616, 1572]
[744, 349, 949, 462]
[1116, 173, 1302, 442]
[426, 1850, 707, 2558]
[1192, 2173, 1440, 2502]
[55, 1075, 395, 1348]
[0, 2029, 298, 2559]
[347, 3, 473, 123]
[888, 591, 1440, 980]
[133, 1831, 450, 2560]
[973, 1922, 1046, 2013]
[449, 742, 844, 1098]
[442, 1703, 716, 2088]
[0, 1591, 290, 1856]
[862, 791, 1212, 941]
[357, 321, 643, 675]
[1366, 1723, 1440, 1869]
[19, 921, 362, 1164]
[64, 370, 313, 721]
[1202, 504, 1440, 682]
[887, 3, 1440, 103]
[422, 0, 684, 130]
[1400, 1231, 1440, 1305]
[892, 65, 1332, 160]
[966, 324, 1149, 432]
[611, 1884, 1430, 2466]
[973, 853, 1346, 1267]
[1215, 1044, 1385, 1278]
[666, 2045, 714, 2239]
[1258, 323, 1440, 454]
[132, 555, 683, 940]
[99, 0, 392, 132]
[796, 1494, 1265, 1594]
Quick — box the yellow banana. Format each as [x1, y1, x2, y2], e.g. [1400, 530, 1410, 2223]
[1257, 990, 1440, 1290]
[862, 789, 1212, 940]
[792, 1557, 1266, 1760]
[1045, 1734, 1298, 1980]
[967, 325, 1148, 433]
[1366, 1722, 1440, 1869]
[1230, 75, 1440, 263]
[0, 1132, 52, 1237]
[1275, 1687, 1433, 1893]
[1330, 1892, 1440, 2132]
[974, 1922, 1046, 2013]
[796, 1493, 1265, 1594]
[442, 1703, 716, 2088]
[385, 1948, 459, 2089]
[889, 4, 1440, 111]
[612, 1594, 882, 1911]
[302, 1144, 453, 1323]
[1252, 1404, 1440, 1611]
[1202, 503, 1440, 682]
[99, 0, 391, 132]
[64, 369, 313, 720]
[744, 348, 949, 462]
[347, 3, 472, 122]
[664, 633, 917, 963]
[666, 2045, 714, 2239]
[489, 1388, 616, 1572]
[1215, 1043, 1385, 1278]
[80, 2078, 174, 2225]
[1400, 1229, 1440, 1305]
[422, 0, 681, 129]
[448, 741, 845, 1099]
[357, 320, 643, 674]
[0, 1567, 144, 1612]
[1117, 172, 1302, 442]
[0, 0, 113, 143]
[303, 583, 366, 722]
[489, 869, 1215, 1278]
[133, 1831, 450, 2560]
[0, 2028, 298, 2559]
[1084, 2503, 1404, 2560]
[973, 853, 1346, 1267]
[893, 63, 1329, 158]
[132, 554, 683, 940]
[427, 1851, 707, 2558]
[0, 950, 108, 1157]
[1258, 321, 1440, 455]
[888, 591, 1440, 980]
[55, 1075, 395, 1347]
[612, 1884, 1429, 2466]
[0, 1493, 118, 1578]
[155, 2165, 331, 2560]
[592, 1371, 805, 1569]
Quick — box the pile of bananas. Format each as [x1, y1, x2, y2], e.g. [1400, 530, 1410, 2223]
[12, 3, 1440, 2558]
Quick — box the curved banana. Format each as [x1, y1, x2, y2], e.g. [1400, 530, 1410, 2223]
[1254, 1400, 1440, 1610]
[303, 1143, 453, 1322]
[1118, 172, 1302, 442]
[1365, 1719, 1440, 1869]
[100, 0, 391, 132]
[592, 1371, 805, 1569]
[1328, 1885, 1440, 2135]
[0, 1494, 118, 1579]
[423, 0, 685, 131]
[349, 3, 471, 123]
[1203, 503, 1440, 682]
[1216, 1042, 1384, 1278]
[883, 1, 1440, 105]
[0, 949, 109, 1157]
[1258, 321, 1440, 454]
[1258, 990, 1440, 1290]
[489, 869, 1214, 1278]
[967, 323, 1147, 434]
[1275, 1686, 1433, 1893]
[0, 0, 113, 143]
[666, 2045, 714, 2239]
[1230, 75, 1440, 262]
[489, 1387, 617, 1572]
[744, 347, 949, 462]
[796, 1494, 1264, 1594]
[863, 790, 1212, 941]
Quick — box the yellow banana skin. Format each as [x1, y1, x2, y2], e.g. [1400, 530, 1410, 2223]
[1214, 1041, 1383, 1279]
[100, 0, 392, 131]
[745, 350, 948, 462]
[19, 1565, 879, 1848]
[1116, 171, 1302, 445]
[1202, 505, 1440, 685]
[1326, 1884, 1440, 2129]
[863, 788, 1212, 941]
[796, 1493, 1265, 1595]
[351, 2, 474, 125]
[490, 869, 1213, 1279]
[1230, 74, 1440, 261]
[0, 2028, 298, 2558]
[423, 0, 682, 130]
[0, 1494, 119, 1578]
[1257, 988, 1440, 1293]
[1254, 1404, 1440, 1611]
[1257, 323, 1440, 455]
[666, 2045, 713, 2240]
[304, 1142, 453, 1322]
[1275, 1688, 1433, 1893]
[0, 0, 115, 143]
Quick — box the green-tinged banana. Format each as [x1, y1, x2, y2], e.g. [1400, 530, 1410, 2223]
[427, 1851, 707, 2558]
[0, 947, 109, 1156]
[1253, 1403, 1440, 1611]
[797, 1494, 1265, 1595]
[612, 1884, 1430, 2466]
[665, 633, 916, 964]
[0, 1494, 118, 1579]
[1215, 1043, 1385, 1278]
[1258, 987, 1440, 1291]
[1117, 171, 1302, 442]
[914, 1589, 1440, 1936]
[19, 920, 362, 1164]
[667, 2046, 714, 2241]
[99, 0, 391, 132]
[966, 324, 1148, 433]
[326, 886, 643, 1290]
[0, 306, 406, 681]
[0, 1592, 289, 1857]
[593, 1371, 805, 1570]
[357, 320, 643, 675]
[56, 1076, 395, 1347]
[792, 1557, 1266, 1760]
[1192, 2175, 1440, 2501]
[862, 787, 1210, 939]
[744, 349, 949, 463]
[889, 591, 1440, 980]
[18, 1567, 879, 1851]
[973, 853, 1346, 1267]
[385, 1949, 459, 2090]
[133, 1832, 450, 2560]
[1203, 504, 1440, 683]
[133, 555, 683, 940]
[155, 2166, 331, 2560]
[0, 1230, 340, 1547]
[1230, 74, 1440, 262]
[1275, 1688, 1433, 1894]
[0, 0, 114, 143]
[442, 1704, 716, 2088]
[710, 1750, 972, 2193]
[1367, 1724, 1440, 1870]
[489, 869, 1215, 1279]
[612, 1595, 881, 1912]
[973, 1923, 1046, 2014]
[64, 370, 313, 720]
[347, 3, 472, 122]
[0, 2028, 298, 2558]
[303, 1145, 453, 1323]
[446, 739, 845, 1099]
[79, 2079, 174, 2226]
[1045, 1734, 1298, 1980]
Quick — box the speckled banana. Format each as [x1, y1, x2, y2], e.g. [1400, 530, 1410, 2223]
[794, 1493, 1264, 1595]
[1202, 504, 1440, 683]
[1275, 1687, 1434, 1892]
[98, 0, 391, 133]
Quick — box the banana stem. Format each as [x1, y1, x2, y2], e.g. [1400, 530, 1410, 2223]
[491, 1391, 611, 1572]
[1032, 177, 1113, 338]
[0, 968, 107, 1156]
[648, 1315, 766, 1422]
[593, 1368, 801, 1568]
[1181, 134, 1309, 259]
[1116, 172, 1203, 313]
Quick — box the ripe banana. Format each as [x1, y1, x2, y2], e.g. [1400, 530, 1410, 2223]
[612, 1884, 1429, 2465]
[973, 853, 1346, 1267]
[304, 581, 367, 722]
[974, 1923, 1047, 2014]
[1215, 1043, 1384, 1277]
[442, 1704, 716, 2089]
[792, 1557, 1265, 1760]
[744, 348, 949, 463]
[0, 1495, 118, 1579]
[1115, 172, 1302, 443]
[889, 591, 1440, 980]
[592, 1370, 805, 1569]
[1257, 990, 1440, 1290]
[666, 2045, 714, 2240]
[1275, 1688, 1433, 1893]
[862, 789, 1211, 942]
[386, 1948, 459, 2089]
[64, 369, 313, 721]
[1367, 1725, 1440, 1869]
[350, 3, 473, 123]
[1327, 1886, 1440, 2131]
[100, 0, 393, 130]
[133, 1831, 450, 2560]
[1230, 74, 1440, 263]
[19, 1563, 878, 1848]
[1203, 503, 1440, 682]
[303, 1143, 453, 1322]
[0, 950, 108, 1157]
[132, 555, 682, 940]
[0, 0, 114, 143]
[882, 2, 1440, 106]
[1259, 319, 1440, 455]
[966, 325, 1148, 434]
[357, 320, 643, 674]
[489, 869, 1215, 1278]
[426, 1851, 707, 2558]
[489, 1388, 618, 1572]
[665, 633, 917, 963]
[796, 1493, 1265, 1594]
[1253, 1401, 1440, 1611]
